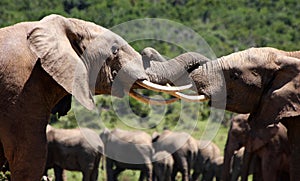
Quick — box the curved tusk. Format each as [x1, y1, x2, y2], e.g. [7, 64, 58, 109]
[129, 90, 179, 105]
[137, 80, 192, 93]
[171, 92, 208, 102]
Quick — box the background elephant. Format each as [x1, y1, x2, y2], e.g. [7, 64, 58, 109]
[152, 130, 200, 181]
[146, 47, 300, 179]
[152, 151, 174, 181]
[191, 140, 221, 181]
[44, 125, 104, 181]
[222, 114, 289, 181]
[100, 128, 153, 181]
[0, 15, 182, 180]
[243, 123, 290, 181]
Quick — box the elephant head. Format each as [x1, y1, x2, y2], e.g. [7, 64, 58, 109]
[187, 47, 300, 127]
[27, 15, 188, 110]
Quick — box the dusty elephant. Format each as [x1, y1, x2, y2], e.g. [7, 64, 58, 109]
[152, 130, 199, 181]
[191, 140, 221, 181]
[100, 128, 154, 181]
[44, 125, 104, 181]
[146, 47, 300, 180]
[0, 15, 187, 180]
[152, 151, 174, 181]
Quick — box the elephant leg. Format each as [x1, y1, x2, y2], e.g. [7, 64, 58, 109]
[176, 157, 189, 181]
[285, 117, 300, 181]
[105, 158, 114, 181]
[139, 163, 152, 181]
[3, 123, 47, 181]
[54, 165, 65, 181]
[171, 167, 178, 181]
[82, 157, 100, 181]
[191, 164, 202, 181]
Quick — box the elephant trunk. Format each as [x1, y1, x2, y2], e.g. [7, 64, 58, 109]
[145, 52, 210, 86]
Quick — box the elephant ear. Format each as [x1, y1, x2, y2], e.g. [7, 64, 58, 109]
[250, 55, 300, 127]
[27, 14, 95, 110]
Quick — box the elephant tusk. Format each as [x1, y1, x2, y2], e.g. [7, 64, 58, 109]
[170, 92, 208, 102]
[129, 90, 179, 105]
[136, 80, 192, 93]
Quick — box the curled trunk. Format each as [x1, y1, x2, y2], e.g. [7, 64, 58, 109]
[145, 52, 210, 86]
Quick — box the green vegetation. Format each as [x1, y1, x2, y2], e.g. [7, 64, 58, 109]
[1, 0, 298, 180]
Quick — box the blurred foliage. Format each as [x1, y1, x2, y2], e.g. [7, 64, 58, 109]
[0, 0, 298, 180]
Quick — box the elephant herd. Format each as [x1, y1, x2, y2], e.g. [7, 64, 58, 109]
[41, 113, 291, 181]
[42, 126, 223, 181]
[0, 14, 300, 180]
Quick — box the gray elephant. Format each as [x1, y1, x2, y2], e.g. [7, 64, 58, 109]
[192, 140, 221, 181]
[44, 125, 104, 181]
[100, 128, 153, 181]
[144, 47, 300, 179]
[152, 151, 174, 181]
[0, 14, 187, 180]
[152, 130, 201, 181]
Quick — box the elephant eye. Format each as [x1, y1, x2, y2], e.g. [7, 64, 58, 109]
[112, 45, 119, 55]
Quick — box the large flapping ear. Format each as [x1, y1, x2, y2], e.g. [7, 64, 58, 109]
[250, 55, 300, 128]
[27, 14, 95, 110]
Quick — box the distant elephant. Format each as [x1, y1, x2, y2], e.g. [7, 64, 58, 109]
[202, 156, 224, 181]
[146, 47, 300, 179]
[152, 151, 174, 181]
[243, 123, 290, 181]
[45, 125, 104, 181]
[222, 114, 289, 181]
[0, 15, 184, 180]
[100, 128, 153, 181]
[152, 130, 199, 181]
[191, 140, 221, 181]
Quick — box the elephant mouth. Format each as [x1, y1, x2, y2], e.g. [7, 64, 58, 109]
[129, 80, 208, 105]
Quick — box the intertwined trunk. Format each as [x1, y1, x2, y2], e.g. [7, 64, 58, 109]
[145, 52, 210, 86]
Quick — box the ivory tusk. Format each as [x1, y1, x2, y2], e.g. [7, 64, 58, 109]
[136, 80, 192, 93]
[171, 92, 208, 102]
[165, 83, 208, 102]
[129, 90, 179, 105]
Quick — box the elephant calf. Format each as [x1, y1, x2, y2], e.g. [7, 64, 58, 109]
[45, 125, 104, 181]
[153, 151, 174, 181]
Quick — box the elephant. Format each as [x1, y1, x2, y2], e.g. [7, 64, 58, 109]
[222, 114, 290, 181]
[152, 130, 199, 181]
[152, 151, 174, 181]
[191, 140, 221, 181]
[100, 128, 154, 181]
[44, 125, 104, 181]
[0, 15, 185, 180]
[243, 122, 290, 181]
[145, 47, 300, 180]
